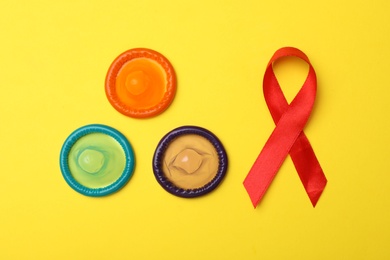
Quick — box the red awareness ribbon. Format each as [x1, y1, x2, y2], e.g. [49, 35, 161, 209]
[243, 47, 327, 208]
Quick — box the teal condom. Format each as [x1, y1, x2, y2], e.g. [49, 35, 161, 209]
[60, 124, 135, 196]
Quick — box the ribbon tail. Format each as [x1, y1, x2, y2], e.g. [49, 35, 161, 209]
[289, 132, 327, 207]
[308, 188, 326, 207]
[243, 108, 305, 208]
[243, 155, 280, 208]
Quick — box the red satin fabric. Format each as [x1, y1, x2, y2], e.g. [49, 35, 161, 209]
[243, 47, 327, 208]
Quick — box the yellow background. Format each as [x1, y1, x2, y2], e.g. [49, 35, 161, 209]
[1, 1, 389, 259]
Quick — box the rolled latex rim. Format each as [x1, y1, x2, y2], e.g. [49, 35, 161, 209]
[105, 48, 177, 118]
[152, 126, 228, 198]
[60, 124, 135, 196]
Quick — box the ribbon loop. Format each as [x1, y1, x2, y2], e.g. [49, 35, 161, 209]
[243, 47, 327, 208]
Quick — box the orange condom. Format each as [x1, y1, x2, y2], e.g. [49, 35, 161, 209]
[105, 48, 176, 118]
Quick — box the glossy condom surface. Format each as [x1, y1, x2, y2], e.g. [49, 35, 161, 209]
[153, 126, 228, 198]
[105, 48, 176, 118]
[60, 124, 135, 196]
